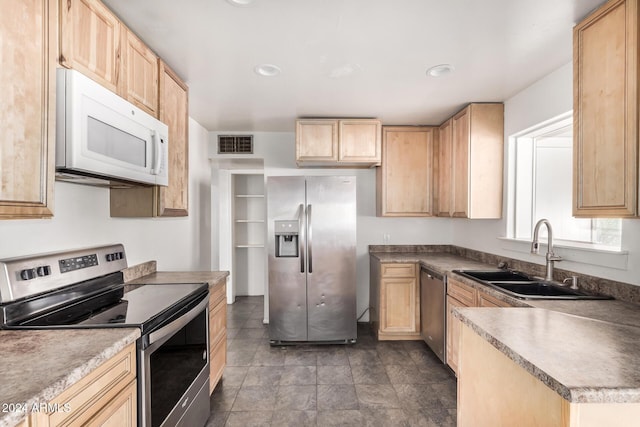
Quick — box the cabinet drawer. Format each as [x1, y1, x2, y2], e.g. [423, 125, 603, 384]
[381, 263, 416, 278]
[210, 332, 226, 394]
[35, 343, 136, 426]
[478, 290, 512, 308]
[447, 277, 477, 306]
[85, 379, 136, 427]
[209, 299, 227, 347]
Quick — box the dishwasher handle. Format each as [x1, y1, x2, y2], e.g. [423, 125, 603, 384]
[421, 267, 443, 281]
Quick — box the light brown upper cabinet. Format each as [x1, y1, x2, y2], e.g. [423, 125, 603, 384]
[110, 61, 189, 217]
[122, 27, 159, 117]
[296, 119, 381, 167]
[377, 126, 435, 216]
[59, 0, 122, 93]
[573, 0, 638, 217]
[437, 119, 453, 217]
[0, 0, 57, 219]
[60, 0, 160, 118]
[437, 103, 504, 219]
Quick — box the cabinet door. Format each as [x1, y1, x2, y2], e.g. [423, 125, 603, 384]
[377, 127, 434, 216]
[450, 103, 504, 219]
[380, 276, 419, 334]
[452, 107, 470, 218]
[573, 0, 637, 217]
[339, 120, 382, 164]
[446, 295, 465, 375]
[296, 120, 339, 162]
[437, 119, 453, 217]
[467, 103, 504, 219]
[0, 0, 56, 219]
[59, 0, 121, 93]
[210, 331, 227, 394]
[122, 27, 159, 117]
[157, 61, 189, 216]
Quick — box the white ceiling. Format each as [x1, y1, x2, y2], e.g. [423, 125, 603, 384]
[103, 0, 604, 132]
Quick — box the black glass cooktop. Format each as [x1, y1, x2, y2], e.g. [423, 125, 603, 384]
[4, 275, 208, 335]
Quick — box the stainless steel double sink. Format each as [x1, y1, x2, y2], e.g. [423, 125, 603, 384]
[453, 270, 612, 300]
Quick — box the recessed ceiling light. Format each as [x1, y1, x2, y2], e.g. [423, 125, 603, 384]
[226, 0, 255, 6]
[426, 64, 455, 78]
[254, 64, 281, 77]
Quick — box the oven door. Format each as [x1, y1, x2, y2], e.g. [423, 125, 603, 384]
[140, 294, 210, 427]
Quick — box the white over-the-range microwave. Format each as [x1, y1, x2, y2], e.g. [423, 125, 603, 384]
[55, 68, 169, 188]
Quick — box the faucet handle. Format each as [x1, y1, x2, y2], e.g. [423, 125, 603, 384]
[547, 252, 563, 262]
[563, 276, 579, 290]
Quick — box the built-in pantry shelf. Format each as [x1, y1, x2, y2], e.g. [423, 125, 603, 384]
[232, 173, 266, 296]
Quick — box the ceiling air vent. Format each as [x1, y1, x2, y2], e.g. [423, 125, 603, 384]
[218, 135, 254, 154]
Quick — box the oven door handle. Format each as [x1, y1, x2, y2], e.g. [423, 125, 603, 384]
[148, 296, 209, 346]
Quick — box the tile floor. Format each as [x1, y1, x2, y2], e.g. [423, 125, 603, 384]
[207, 296, 457, 427]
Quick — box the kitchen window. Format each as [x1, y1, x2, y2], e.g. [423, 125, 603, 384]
[508, 112, 622, 250]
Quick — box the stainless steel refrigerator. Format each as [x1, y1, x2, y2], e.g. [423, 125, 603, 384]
[267, 176, 357, 344]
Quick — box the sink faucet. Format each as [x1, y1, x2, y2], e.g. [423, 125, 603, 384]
[531, 219, 562, 281]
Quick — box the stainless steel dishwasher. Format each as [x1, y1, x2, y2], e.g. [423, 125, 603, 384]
[420, 267, 446, 362]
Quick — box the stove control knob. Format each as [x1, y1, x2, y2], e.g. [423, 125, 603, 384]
[36, 265, 51, 277]
[20, 268, 36, 280]
[106, 254, 114, 262]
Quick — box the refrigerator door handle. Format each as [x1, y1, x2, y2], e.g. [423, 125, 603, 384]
[307, 204, 313, 273]
[298, 203, 305, 273]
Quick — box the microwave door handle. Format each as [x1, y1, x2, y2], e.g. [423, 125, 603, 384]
[151, 130, 162, 175]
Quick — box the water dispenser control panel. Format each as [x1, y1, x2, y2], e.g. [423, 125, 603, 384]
[275, 220, 299, 257]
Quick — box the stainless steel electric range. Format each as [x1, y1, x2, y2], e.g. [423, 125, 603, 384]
[0, 244, 210, 427]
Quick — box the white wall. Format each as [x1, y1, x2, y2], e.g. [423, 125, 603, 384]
[452, 62, 640, 286]
[0, 118, 212, 271]
[210, 132, 454, 321]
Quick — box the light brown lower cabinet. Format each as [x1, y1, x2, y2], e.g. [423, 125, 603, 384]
[31, 343, 137, 426]
[209, 282, 227, 394]
[446, 295, 466, 375]
[370, 259, 421, 340]
[446, 276, 512, 375]
[458, 324, 640, 426]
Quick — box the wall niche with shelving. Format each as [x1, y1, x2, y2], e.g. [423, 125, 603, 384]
[232, 174, 265, 296]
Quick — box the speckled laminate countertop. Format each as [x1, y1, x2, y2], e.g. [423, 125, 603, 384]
[370, 251, 492, 275]
[125, 271, 229, 289]
[0, 328, 140, 427]
[455, 307, 640, 403]
[371, 250, 640, 324]
[371, 249, 640, 403]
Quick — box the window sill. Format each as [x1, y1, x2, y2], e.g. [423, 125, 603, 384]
[497, 237, 629, 271]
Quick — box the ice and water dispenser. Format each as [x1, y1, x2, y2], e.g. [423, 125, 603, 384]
[275, 220, 299, 257]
